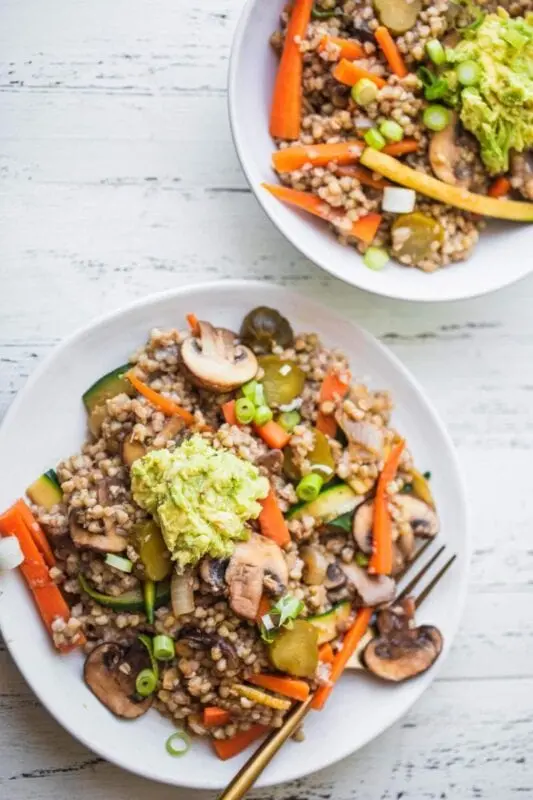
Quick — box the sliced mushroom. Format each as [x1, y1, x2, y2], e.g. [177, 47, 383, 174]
[340, 561, 396, 607]
[199, 557, 229, 594]
[84, 641, 153, 719]
[394, 495, 439, 538]
[363, 606, 443, 683]
[69, 513, 127, 553]
[391, 542, 405, 577]
[397, 524, 416, 561]
[324, 561, 347, 590]
[353, 499, 374, 554]
[225, 534, 288, 620]
[181, 320, 258, 393]
[300, 545, 329, 585]
[176, 626, 237, 665]
[511, 150, 533, 201]
[429, 113, 476, 189]
[256, 449, 284, 475]
[122, 437, 147, 467]
[336, 412, 384, 459]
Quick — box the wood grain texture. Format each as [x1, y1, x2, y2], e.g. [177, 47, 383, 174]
[1, 0, 533, 798]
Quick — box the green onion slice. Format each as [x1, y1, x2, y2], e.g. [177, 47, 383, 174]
[425, 39, 446, 66]
[165, 731, 191, 757]
[254, 405, 273, 427]
[379, 120, 404, 143]
[364, 128, 386, 151]
[136, 668, 157, 697]
[296, 473, 324, 502]
[456, 59, 480, 86]
[423, 104, 451, 132]
[235, 397, 255, 425]
[153, 634, 175, 661]
[138, 634, 159, 679]
[363, 246, 390, 271]
[277, 410, 301, 433]
[105, 553, 133, 573]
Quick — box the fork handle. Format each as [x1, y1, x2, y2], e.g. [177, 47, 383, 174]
[217, 695, 314, 800]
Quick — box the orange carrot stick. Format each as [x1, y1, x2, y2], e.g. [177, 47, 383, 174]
[333, 59, 386, 88]
[374, 26, 408, 78]
[488, 176, 511, 198]
[126, 370, 197, 427]
[318, 35, 364, 61]
[353, 212, 382, 245]
[256, 594, 272, 623]
[15, 499, 56, 567]
[253, 419, 291, 450]
[213, 724, 268, 760]
[368, 440, 405, 576]
[272, 141, 364, 173]
[316, 369, 351, 438]
[382, 139, 419, 157]
[247, 674, 310, 702]
[263, 183, 381, 244]
[186, 313, 200, 335]
[337, 165, 390, 190]
[270, 0, 314, 140]
[222, 399, 238, 426]
[203, 706, 231, 728]
[0, 504, 85, 653]
[318, 642, 335, 664]
[259, 488, 291, 547]
[311, 607, 373, 710]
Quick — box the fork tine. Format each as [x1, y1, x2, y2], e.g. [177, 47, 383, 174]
[395, 544, 446, 604]
[415, 554, 457, 609]
[395, 538, 433, 581]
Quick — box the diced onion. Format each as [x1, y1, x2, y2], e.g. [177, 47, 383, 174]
[382, 187, 416, 214]
[0, 537, 24, 571]
[170, 569, 195, 617]
[341, 418, 384, 457]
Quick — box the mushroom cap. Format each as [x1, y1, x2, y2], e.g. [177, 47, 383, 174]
[181, 320, 258, 393]
[84, 641, 153, 719]
[429, 114, 476, 189]
[340, 561, 396, 606]
[363, 624, 443, 682]
[226, 534, 288, 620]
[394, 494, 439, 538]
[199, 556, 229, 594]
[69, 513, 127, 553]
[511, 150, 533, 201]
[352, 499, 374, 554]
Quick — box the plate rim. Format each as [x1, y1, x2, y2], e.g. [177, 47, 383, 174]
[227, 0, 532, 304]
[0, 279, 471, 789]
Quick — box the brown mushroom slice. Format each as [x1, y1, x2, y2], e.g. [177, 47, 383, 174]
[324, 561, 347, 590]
[122, 437, 147, 467]
[84, 642, 153, 719]
[394, 494, 439, 538]
[176, 626, 237, 665]
[256, 449, 284, 475]
[340, 561, 396, 606]
[199, 556, 229, 594]
[69, 514, 127, 553]
[511, 151, 533, 201]
[352, 499, 374, 554]
[363, 624, 443, 682]
[300, 545, 329, 585]
[181, 320, 258, 393]
[225, 534, 288, 620]
[429, 114, 474, 189]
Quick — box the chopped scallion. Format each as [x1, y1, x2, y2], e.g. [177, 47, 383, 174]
[363, 246, 390, 271]
[364, 128, 386, 150]
[456, 60, 480, 86]
[423, 104, 451, 132]
[235, 397, 255, 425]
[153, 634, 175, 661]
[135, 668, 157, 697]
[425, 39, 446, 66]
[379, 120, 404, 143]
[165, 731, 191, 757]
[351, 78, 378, 107]
[277, 410, 301, 433]
[104, 553, 133, 574]
[296, 473, 324, 502]
[254, 405, 273, 427]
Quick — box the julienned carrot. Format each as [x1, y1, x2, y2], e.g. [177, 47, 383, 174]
[0, 504, 85, 653]
[263, 184, 382, 244]
[337, 165, 390, 190]
[253, 419, 291, 450]
[203, 706, 231, 727]
[186, 313, 200, 335]
[311, 607, 373, 710]
[126, 370, 197, 427]
[368, 440, 405, 576]
[319, 642, 335, 664]
[213, 724, 268, 760]
[270, 0, 314, 140]
[256, 594, 272, 623]
[316, 369, 351, 438]
[272, 141, 364, 173]
[382, 139, 419, 157]
[222, 399, 238, 426]
[248, 674, 310, 702]
[333, 59, 386, 89]
[15, 499, 56, 567]
[259, 488, 291, 547]
[488, 176, 511, 198]
[318, 35, 364, 61]
[374, 26, 408, 78]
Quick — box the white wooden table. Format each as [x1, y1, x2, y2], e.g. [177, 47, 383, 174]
[1, 1, 533, 798]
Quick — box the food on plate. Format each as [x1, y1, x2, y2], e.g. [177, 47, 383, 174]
[267, 2, 533, 272]
[0, 308, 444, 759]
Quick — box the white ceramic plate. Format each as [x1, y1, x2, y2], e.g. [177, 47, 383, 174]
[0, 281, 469, 789]
[228, 0, 532, 303]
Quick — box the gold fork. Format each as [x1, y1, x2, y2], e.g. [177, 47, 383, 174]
[217, 542, 457, 800]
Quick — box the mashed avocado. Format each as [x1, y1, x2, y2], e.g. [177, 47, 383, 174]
[131, 436, 269, 569]
[445, 10, 533, 174]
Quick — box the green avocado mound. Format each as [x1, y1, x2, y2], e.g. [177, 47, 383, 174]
[445, 10, 533, 174]
[131, 435, 270, 569]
